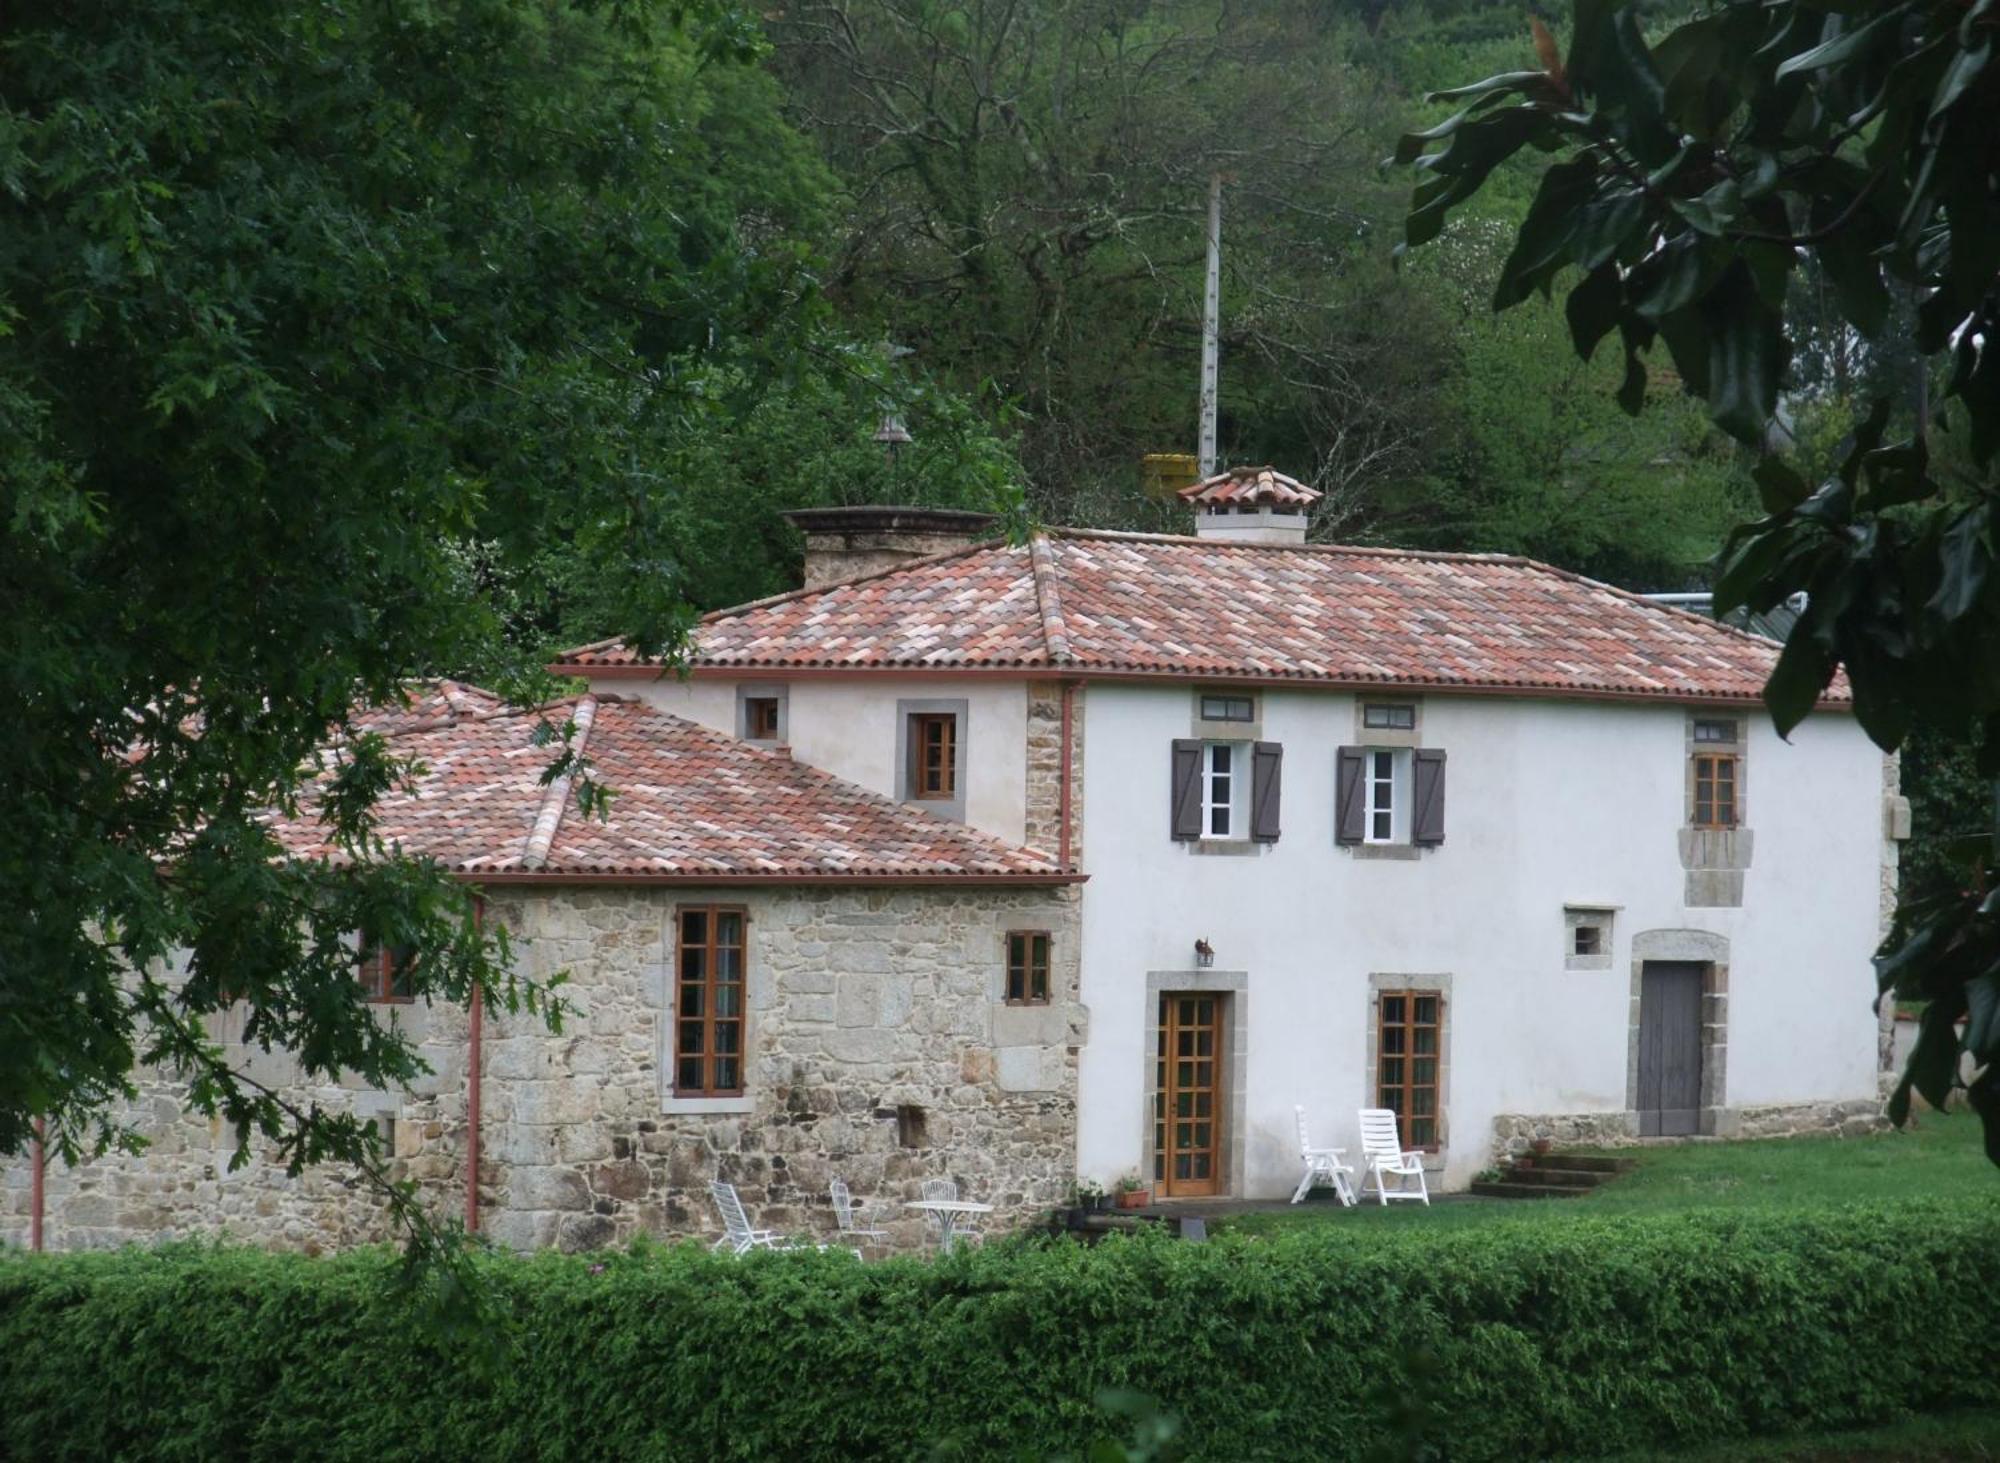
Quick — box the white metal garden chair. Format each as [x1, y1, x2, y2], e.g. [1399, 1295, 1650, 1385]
[1356, 1108, 1431, 1206]
[709, 1180, 803, 1254]
[1291, 1106, 1357, 1206]
[829, 1176, 890, 1244]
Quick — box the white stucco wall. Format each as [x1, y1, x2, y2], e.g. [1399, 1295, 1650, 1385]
[1075, 685, 1886, 1195]
[589, 673, 1031, 847]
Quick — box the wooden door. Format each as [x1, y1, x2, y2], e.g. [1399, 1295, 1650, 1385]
[1154, 993, 1223, 1197]
[1637, 962, 1703, 1137]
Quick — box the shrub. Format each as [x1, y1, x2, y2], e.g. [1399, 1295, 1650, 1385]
[4, 1199, 1999, 1461]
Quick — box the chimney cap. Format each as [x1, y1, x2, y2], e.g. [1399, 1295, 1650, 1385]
[784, 505, 997, 537]
[1177, 465, 1321, 510]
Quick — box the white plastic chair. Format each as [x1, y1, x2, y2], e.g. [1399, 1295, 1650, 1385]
[709, 1180, 797, 1254]
[919, 1176, 983, 1250]
[1292, 1106, 1357, 1206]
[830, 1176, 889, 1243]
[1356, 1108, 1431, 1206]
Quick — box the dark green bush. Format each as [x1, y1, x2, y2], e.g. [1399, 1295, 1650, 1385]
[5, 1199, 1999, 1461]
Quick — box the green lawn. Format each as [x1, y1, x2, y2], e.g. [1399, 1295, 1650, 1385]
[1224, 1115, 1997, 1238]
[1628, 1407, 2000, 1461]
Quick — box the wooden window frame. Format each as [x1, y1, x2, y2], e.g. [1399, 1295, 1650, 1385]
[1375, 989, 1443, 1151]
[1201, 740, 1237, 839]
[1692, 752, 1739, 829]
[673, 905, 749, 1098]
[357, 944, 416, 1004]
[744, 696, 781, 741]
[1691, 718, 1738, 745]
[1005, 931, 1051, 1005]
[908, 713, 958, 801]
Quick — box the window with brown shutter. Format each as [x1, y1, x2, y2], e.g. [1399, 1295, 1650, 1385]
[1005, 931, 1051, 1005]
[1693, 753, 1738, 828]
[357, 944, 416, 1003]
[1376, 990, 1442, 1150]
[909, 713, 957, 800]
[675, 906, 747, 1096]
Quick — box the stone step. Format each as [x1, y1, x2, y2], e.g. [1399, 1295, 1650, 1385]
[1470, 1180, 1596, 1200]
[1501, 1165, 1613, 1188]
[1513, 1152, 1637, 1174]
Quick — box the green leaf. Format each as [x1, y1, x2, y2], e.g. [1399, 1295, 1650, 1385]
[1929, 505, 1991, 624]
[1752, 459, 1809, 514]
[1929, 34, 1991, 119]
[1969, 1065, 2000, 1165]
[1773, 8, 1908, 81]
[1815, 231, 1890, 339]
[1494, 157, 1598, 309]
[1763, 619, 1837, 735]
[1966, 972, 2000, 1064]
[1565, 265, 1622, 361]
[1702, 263, 1785, 443]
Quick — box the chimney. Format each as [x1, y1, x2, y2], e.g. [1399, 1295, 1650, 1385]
[784, 506, 997, 589]
[1178, 465, 1320, 546]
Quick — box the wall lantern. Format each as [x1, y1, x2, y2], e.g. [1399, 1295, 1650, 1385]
[1194, 938, 1214, 969]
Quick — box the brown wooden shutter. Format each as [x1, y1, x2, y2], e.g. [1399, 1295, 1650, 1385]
[1335, 746, 1365, 845]
[1250, 742, 1283, 843]
[1170, 739, 1203, 840]
[1413, 747, 1447, 846]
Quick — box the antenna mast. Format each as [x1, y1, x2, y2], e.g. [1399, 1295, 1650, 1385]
[1198, 172, 1222, 477]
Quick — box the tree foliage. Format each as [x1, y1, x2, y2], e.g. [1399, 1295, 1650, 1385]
[1398, 0, 2000, 1158]
[0, 0, 1016, 1253]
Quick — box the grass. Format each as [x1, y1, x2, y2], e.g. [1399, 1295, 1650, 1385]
[1223, 1114, 1997, 1238]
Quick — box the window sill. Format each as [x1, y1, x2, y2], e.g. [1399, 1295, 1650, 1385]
[661, 1095, 755, 1116]
[1186, 839, 1265, 857]
[1347, 843, 1422, 861]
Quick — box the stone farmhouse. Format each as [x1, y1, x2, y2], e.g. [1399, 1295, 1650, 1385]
[4, 470, 1901, 1253]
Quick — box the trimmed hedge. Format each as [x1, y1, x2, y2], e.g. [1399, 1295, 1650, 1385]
[5, 1200, 2000, 1461]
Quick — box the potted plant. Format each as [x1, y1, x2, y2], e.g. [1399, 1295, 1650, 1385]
[1115, 1173, 1152, 1210]
[1066, 1180, 1106, 1229]
[1530, 1136, 1554, 1157]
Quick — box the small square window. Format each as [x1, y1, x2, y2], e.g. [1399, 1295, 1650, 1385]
[1199, 693, 1255, 722]
[1692, 719, 1738, 744]
[745, 696, 781, 741]
[1573, 925, 1602, 957]
[1005, 931, 1051, 1005]
[1363, 703, 1417, 731]
[357, 943, 416, 1003]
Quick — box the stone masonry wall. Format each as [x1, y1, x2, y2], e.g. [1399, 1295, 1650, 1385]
[2, 884, 1083, 1256]
[1489, 1098, 1888, 1160]
[1024, 681, 1083, 864]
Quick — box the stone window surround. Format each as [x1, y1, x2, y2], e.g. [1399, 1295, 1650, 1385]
[1363, 971, 1452, 1171]
[1680, 711, 1752, 907]
[895, 697, 969, 823]
[1190, 687, 1261, 741]
[1625, 928, 1729, 1134]
[735, 682, 789, 745]
[1564, 903, 1620, 972]
[1142, 970, 1249, 1199]
[659, 902, 767, 1116]
[1347, 697, 1429, 862]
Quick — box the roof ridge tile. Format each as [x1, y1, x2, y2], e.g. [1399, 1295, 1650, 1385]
[520, 695, 596, 869]
[1028, 532, 1073, 663]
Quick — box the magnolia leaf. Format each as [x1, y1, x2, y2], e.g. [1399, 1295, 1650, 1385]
[1763, 618, 1837, 735]
[1565, 264, 1622, 361]
[1752, 458, 1809, 514]
[1929, 505, 1992, 623]
[1773, 7, 1908, 81]
[1966, 972, 2000, 1064]
[1703, 264, 1785, 443]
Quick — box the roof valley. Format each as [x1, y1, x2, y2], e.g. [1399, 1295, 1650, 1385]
[520, 695, 597, 869]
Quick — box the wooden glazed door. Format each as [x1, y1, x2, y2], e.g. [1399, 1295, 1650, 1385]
[1154, 993, 1223, 1197]
[1637, 961, 1704, 1137]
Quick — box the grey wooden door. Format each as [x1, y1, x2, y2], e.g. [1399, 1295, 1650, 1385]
[1637, 962, 1704, 1137]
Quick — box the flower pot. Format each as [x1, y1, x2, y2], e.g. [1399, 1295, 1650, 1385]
[1530, 1138, 1553, 1157]
[1065, 1206, 1089, 1229]
[1116, 1188, 1151, 1210]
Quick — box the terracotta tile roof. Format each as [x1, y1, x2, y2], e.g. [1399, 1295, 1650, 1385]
[276, 692, 1069, 882]
[1178, 465, 1322, 508]
[555, 530, 1840, 707]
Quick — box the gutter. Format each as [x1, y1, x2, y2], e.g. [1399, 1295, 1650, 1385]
[458, 871, 1088, 888]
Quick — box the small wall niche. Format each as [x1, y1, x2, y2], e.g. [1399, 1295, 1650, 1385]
[1564, 906, 1618, 971]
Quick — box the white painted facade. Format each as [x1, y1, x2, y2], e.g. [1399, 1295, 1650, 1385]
[587, 665, 1890, 1200]
[609, 673, 1031, 847]
[1073, 684, 1886, 1193]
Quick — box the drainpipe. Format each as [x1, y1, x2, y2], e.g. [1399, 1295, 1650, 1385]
[466, 982, 483, 1234]
[1059, 681, 1076, 872]
[30, 1116, 45, 1252]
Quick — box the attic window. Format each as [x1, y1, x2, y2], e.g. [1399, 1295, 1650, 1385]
[745, 697, 780, 741]
[1199, 693, 1255, 723]
[1573, 925, 1602, 957]
[1363, 703, 1417, 731]
[1692, 719, 1738, 744]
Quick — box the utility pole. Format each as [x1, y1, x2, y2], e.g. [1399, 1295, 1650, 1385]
[1198, 172, 1222, 478]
